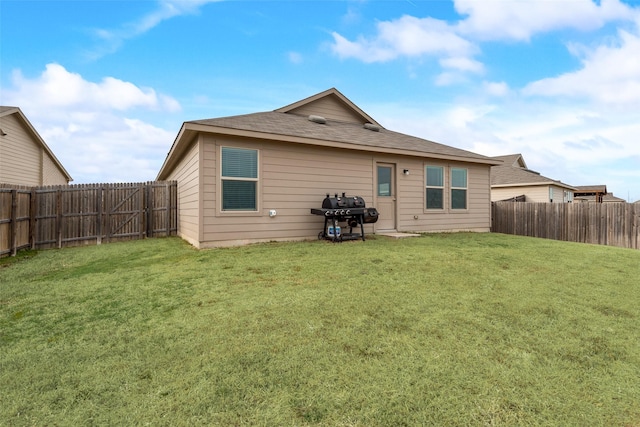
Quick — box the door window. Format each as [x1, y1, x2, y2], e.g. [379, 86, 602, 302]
[377, 166, 392, 196]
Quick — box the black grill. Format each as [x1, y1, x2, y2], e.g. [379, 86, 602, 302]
[311, 193, 379, 242]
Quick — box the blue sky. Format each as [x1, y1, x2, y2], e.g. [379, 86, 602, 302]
[2, 0, 639, 201]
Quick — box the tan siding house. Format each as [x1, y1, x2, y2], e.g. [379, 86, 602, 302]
[157, 88, 500, 248]
[0, 107, 72, 186]
[491, 154, 575, 203]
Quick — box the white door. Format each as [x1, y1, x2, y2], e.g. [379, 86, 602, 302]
[376, 163, 396, 231]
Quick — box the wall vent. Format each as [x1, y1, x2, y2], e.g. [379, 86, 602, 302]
[363, 123, 380, 132]
[308, 115, 326, 124]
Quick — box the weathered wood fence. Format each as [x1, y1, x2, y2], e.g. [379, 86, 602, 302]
[492, 201, 639, 249]
[0, 181, 177, 257]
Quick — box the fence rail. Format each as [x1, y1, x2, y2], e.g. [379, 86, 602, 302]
[491, 201, 639, 249]
[1, 181, 177, 257]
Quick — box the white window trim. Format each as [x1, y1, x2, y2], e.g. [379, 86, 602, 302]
[450, 167, 468, 210]
[425, 165, 445, 211]
[217, 145, 261, 216]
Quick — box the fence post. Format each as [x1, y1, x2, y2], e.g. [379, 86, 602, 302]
[138, 183, 145, 240]
[56, 189, 63, 249]
[30, 188, 37, 250]
[10, 190, 18, 256]
[164, 182, 171, 237]
[105, 185, 111, 243]
[146, 183, 153, 238]
[96, 186, 103, 245]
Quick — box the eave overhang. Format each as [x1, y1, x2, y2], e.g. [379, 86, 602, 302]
[157, 122, 500, 180]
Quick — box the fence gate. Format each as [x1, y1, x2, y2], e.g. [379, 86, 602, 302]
[105, 183, 146, 243]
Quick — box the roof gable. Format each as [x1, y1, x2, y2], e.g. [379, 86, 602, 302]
[492, 153, 527, 169]
[491, 153, 574, 190]
[0, 106, 73, 183]
[275, 88, 382, 127]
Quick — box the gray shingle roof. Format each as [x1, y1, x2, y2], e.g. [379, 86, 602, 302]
[574, 193, 625, 203]
[190, 111, 493, 162]
[574, 185, 607, 193]
[491, 153, 573, 188]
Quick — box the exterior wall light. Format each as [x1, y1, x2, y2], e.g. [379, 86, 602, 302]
[403, 169, 409, 176]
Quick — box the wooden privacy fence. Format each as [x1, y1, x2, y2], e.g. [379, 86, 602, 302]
[492, 201, 639, 249]
[0, 181, 177, 257]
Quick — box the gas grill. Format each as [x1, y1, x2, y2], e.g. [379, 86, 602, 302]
[310, 193, 379, 242]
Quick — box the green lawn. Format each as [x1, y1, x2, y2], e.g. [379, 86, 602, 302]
[1, 233, 639, 426]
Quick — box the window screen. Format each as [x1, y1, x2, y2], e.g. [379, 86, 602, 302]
[221, 147, 258, 211]
[426, 166, 444, 209]
[451, 168, 467, 210]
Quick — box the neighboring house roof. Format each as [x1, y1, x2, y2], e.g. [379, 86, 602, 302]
[158, 88, 500, 179]
[574, 193, 626, 203]
[573, 185, 607, 194]
[0, 106, 73, 183]
[490, 153, 575, 190]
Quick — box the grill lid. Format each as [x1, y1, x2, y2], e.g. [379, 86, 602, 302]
[322, 193, 366, 209]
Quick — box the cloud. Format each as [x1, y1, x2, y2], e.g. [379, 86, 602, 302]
[3, 64, 180, 183]
[287, 51, 304, 64]
[454, 0, 634, 41]
[439, 56, 484, 73]
[483, 81, 510, 97]
[331, 15, 476, 63]
[522, 26, 640, 105]
[8, 63, 180, 113]
[328, 0, 638, 81]
[88, 0, 223, 58]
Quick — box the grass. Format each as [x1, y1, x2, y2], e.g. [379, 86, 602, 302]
[1, 233, 639, 426]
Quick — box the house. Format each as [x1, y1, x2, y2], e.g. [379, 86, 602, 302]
[573, 185, 625, 203]
[156, 88, 500, 248]
[0, 106, 72, 186]
[490, 154, 575, 203]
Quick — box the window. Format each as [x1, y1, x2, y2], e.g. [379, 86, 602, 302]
[549, 187, 554, 203]
[451, 168, 467, 209]
[221, 147, 258, 211]
[426, 166, 444, 209]
[563, 190, 573, 203]
[377, 166, 392, 196]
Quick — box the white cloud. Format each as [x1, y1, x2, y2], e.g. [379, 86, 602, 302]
[439, 56, 484, 73]
[454, 0, 634, 41]
[483, 81, 510, 97]
[523, 27, 640, 105]
[3, 64, 179, 183]
[9, 63, 180, 113]
[331, 15, 477, 63]
[287, 51, 304, 64]
[328, 0, 638, 82]
[88, 0, 223, 58]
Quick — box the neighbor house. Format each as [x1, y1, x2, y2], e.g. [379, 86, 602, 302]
[0, 106, 72, 186]
[490, 154, 575, 203]
[573, 185, 625, 203]
[157, 88, 500, 248]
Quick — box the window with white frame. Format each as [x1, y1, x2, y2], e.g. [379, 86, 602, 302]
[563, 190, 572, 203]
[451, 168, 467, 209]
[426, 166, 444, 209]
[221, 147, 258, 211]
